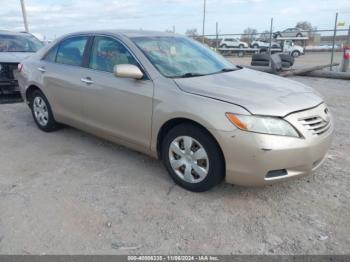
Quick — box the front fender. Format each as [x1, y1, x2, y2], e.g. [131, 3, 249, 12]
[150, 79, 250, 153]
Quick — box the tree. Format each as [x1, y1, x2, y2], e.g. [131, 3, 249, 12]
[241, 27, 258, 43]
[295, 21, 317, 36]
[259, 30, 272, 41]
[185, 28, 199, 37]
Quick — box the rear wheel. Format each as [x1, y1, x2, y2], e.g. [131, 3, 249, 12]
[30, 90, 61, 132]
[252, 44, 259, 49]
[161, 123, 225, 192]
[239, 44, 244, 49]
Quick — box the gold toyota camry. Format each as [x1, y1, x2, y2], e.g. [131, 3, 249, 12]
[17, 30, 333, 192]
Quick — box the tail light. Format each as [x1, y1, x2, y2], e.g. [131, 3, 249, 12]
[18, 63, 23, 73]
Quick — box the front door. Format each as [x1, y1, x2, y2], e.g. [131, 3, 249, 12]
[79, 36, 154, 148]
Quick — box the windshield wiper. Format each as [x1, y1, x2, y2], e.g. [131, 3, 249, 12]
[220, 67, 240, 72]
[174, 72, 205, 78]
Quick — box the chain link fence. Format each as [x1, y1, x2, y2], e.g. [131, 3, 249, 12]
[188, 14, 350, 71]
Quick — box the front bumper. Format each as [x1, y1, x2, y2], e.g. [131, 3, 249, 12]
[213, 104, 334, 186]
[0, 63, 22, 103]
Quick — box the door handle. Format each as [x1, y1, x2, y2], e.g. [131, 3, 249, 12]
[81, 77, 94, 85]
[38, 67, 46, 73]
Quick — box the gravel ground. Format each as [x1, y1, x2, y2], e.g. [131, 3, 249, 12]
[0, 76, 349, 255]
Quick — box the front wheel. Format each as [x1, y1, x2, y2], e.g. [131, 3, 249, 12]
[291, 50, 301, 57]
[161, 123, 225, 192]
[30, 90, 61, 132]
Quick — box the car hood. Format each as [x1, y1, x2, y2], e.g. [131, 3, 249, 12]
[0, 52, 34, 63]
[174, 68, 323, 117]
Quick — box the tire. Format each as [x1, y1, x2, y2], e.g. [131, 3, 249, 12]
[252, 44, 259, 49]
[252, 53, 270, 61]
[279, 54, 295, 65]
[281, 61, 291, 68]
[161, 123, 225, 192]
[251, 60, 269, 67]
[239, 44, 244, 49]
[221, 44, 227, 48]
[237, 51, 245, 57]
[291, 50, 301, 57]
[29, 89, 61, 132]
[296, 33, 302, 37]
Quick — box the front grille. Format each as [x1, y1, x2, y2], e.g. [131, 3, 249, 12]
[0, 63, 18, 81]
[298, 115, 331, 135]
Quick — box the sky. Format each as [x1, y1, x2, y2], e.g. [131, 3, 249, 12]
[0, 0, 350, 39]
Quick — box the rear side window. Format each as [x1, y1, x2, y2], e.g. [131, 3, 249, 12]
[56, 36, 88, 66]
[89, 36, 138, 73]
[43, 45, 58, 62]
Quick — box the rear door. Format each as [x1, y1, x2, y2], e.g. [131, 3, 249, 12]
[39, 35, 90, 124]
[78, 35, 154, 148]
[284, 28, 293, 37]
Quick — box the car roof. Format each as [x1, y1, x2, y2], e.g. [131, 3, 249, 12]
[0, 30, 33, 36]
[63, 30, 180, 38]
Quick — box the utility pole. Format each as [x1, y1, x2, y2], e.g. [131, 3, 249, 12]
[268, 18, 273, 67]
[202, 0, 206, 43]
[20, 0, 29, 32]
[330, 12, 338, 71]
[216, 22, 219, 50]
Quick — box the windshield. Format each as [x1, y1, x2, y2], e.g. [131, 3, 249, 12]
[132, 36, 237, 78]
[0, 34, 44, 52]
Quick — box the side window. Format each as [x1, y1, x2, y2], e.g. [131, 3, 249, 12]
[56, 36, 88, 66]
[43, 45, 58, 62]
[89, 36, 138, 73]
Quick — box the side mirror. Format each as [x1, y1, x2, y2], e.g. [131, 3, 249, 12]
[114, 64, 143, 80]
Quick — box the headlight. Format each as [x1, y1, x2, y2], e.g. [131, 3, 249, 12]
[225, 113, 300, 138]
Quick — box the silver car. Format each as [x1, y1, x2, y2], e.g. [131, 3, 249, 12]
[17, 30, 333, 192]
[275, 28, 305, 38]
[0, 31, 43, 101]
